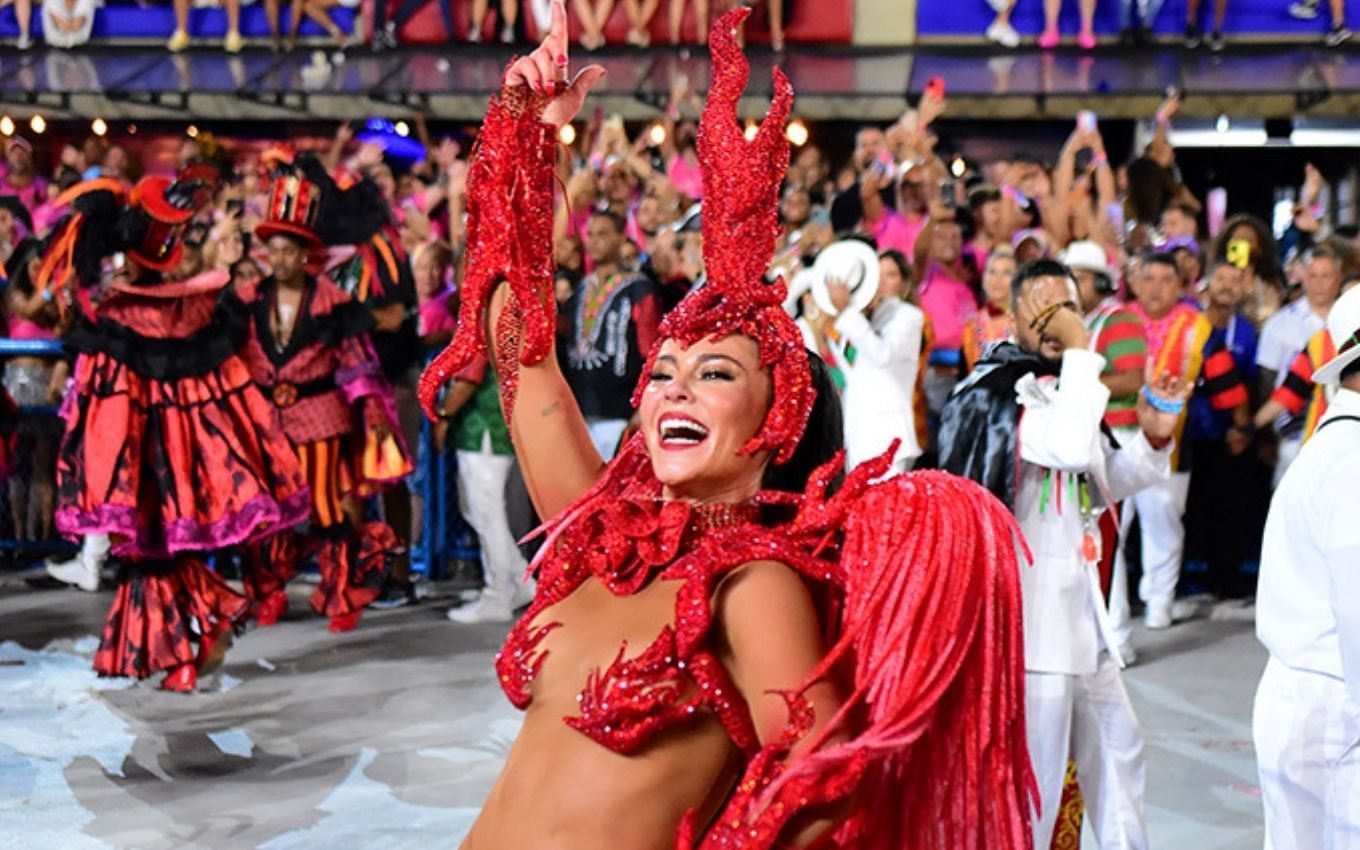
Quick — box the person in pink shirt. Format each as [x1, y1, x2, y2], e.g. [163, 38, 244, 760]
[913, 200, 980, 417]
[413, 240, 456, 349]
[859, 164, 917, 257]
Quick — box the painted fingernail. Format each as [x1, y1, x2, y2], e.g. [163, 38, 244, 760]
[555, 54, 568, 66]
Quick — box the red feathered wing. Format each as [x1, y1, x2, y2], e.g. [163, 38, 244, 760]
[683, 455, 1037, 850]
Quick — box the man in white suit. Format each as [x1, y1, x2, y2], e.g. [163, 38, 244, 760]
[1254, 285, 1360, 850]
[824, 244, 925, 475]
[940, 259, 1187, 849]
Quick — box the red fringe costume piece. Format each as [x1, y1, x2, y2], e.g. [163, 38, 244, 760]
[45, 176, 310, 680]
[420, 11, 1037, 848]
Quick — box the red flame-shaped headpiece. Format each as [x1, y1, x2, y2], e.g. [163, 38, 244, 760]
[632, 8, 812, 465]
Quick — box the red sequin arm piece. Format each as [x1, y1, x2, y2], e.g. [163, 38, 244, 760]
[418, 80, 557, 422]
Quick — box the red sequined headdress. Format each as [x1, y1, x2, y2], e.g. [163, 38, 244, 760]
[419, 8, 813, 465]
[631, 9, 812, 465]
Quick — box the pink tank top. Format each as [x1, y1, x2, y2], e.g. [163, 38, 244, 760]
[7, 316, 57, 341]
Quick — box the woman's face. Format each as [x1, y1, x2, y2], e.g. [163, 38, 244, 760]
[1230, 224, 1260, 255]
[413, 248, 446, 298]
[877, 257, 908, 302]
[232, 260, 263, 290]
[781, 189, 810, 228]
[983, 255, 1016, 307]
[218, 228, 244, 268]
[639, 335, 772, 503]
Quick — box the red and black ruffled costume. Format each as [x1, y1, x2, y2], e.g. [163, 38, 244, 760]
[49, 208, 310, 679]
[232, 152, 404, 631]
[235, 272, 397, 625]
[420, 12, 1038, 849]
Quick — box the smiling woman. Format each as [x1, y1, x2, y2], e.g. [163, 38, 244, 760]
[417, 4, 1037, 848]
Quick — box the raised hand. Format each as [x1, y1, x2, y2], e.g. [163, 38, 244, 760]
[505, 0, 606, 128]
[1137, 371, 1193, 446]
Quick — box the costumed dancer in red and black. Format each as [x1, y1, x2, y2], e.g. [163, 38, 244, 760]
[418, 4, 1037, 847]
[45, 169, 311, 691]
[324, 183, 420, 608]
[236, 152, 402, 634]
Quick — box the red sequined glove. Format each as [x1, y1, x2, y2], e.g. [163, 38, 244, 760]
[418, 80, 558, 422]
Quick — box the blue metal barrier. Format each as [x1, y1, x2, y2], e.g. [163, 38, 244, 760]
[411, 362, 480, 580]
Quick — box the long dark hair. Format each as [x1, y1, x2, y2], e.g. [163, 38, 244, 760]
[1210, 213, 1283, 287]
[763, 350, 844, 495]
[878, 248, 918, 305]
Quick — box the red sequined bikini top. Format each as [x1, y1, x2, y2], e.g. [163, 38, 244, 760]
[496, 459, 819, 756]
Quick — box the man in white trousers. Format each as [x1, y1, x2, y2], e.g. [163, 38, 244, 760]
[1254, 284, 1360, 850]
[941, 259, 1185, 849]
[437, 355, 532, 623]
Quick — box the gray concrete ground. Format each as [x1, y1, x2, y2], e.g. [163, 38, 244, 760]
[0, 578, 1265, 850]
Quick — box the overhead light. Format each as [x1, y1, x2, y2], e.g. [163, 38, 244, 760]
[127, 123, 138, 135]
[648, 123, 667, 146]
[950, 156, 967, 178]
[0, 116, 13, 136]
[785, 118, 808, 147]
[187, 124, 199, 138]
[558, 123, 577, 146]
[394, 120, 410, 137]
[91, 118, 108, 137]
[743, 119, 759, 142]
[1215, 114, 1230, 134]
[1289, 127, 1360, 147]
[1169, 128, 1268, 147]
[29, 114, 45, 135]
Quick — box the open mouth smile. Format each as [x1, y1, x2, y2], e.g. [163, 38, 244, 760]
[657, 414, 710, 450]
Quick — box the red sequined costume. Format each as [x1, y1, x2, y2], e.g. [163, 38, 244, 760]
[236, 153, 401, 631]
[45, 174, 310, 683]
[420, 11, 1037, 848]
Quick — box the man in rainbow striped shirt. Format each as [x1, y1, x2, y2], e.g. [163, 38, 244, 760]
[1125, 252, 1248, 630]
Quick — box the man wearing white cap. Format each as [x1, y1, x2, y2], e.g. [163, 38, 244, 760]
[1253, 283, 1360, 850]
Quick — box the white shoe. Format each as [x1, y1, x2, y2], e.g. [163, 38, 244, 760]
[46, 555, 101, 592]
[1171, 597, 1205, 621]
[986, 21, 1021, 48]
[1289, 0, 1320, 19]
[509, 580, 535, 611]
[446, 592, 514, 624]
[45, 534, 109, 592]
[1116, 642, 1138, 667]
[1144, 598, 1172, 630]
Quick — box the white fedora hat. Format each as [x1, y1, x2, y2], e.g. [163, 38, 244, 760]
[1313, 285, 1360, 385]
[1060, 239, 1115, 279]
[810, 239, 880, 317]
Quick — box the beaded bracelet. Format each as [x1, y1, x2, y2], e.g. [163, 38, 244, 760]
[1141, 385, 1185, 415]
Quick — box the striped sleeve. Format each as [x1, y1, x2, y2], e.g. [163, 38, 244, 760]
[1269, 348, 1314, 415]
[1096, 310, 1147, 374]
[1201, 341, 1249, 411]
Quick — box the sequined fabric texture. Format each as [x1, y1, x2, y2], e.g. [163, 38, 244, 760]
[417, 81, 557, 422]
[631, 9, 813, 466]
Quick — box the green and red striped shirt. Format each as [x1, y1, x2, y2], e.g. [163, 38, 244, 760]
[1086, 300, 1147, 430]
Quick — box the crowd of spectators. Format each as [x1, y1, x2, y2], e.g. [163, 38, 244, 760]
[1, 74, 1356, 632]
[0, 0, 785, 52]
